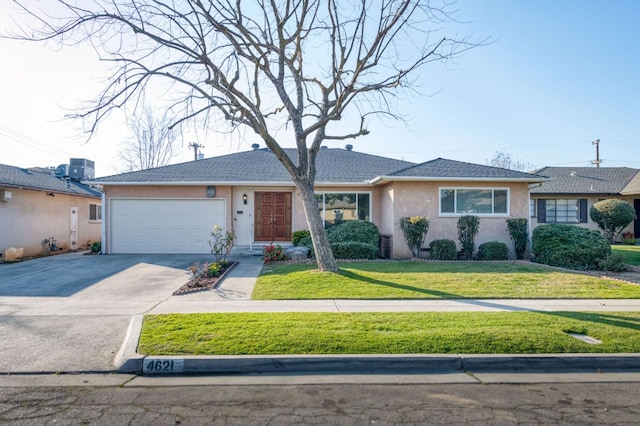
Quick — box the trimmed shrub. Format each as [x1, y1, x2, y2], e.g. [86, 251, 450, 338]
[477, 241, 509, 261]
[327, 220, 380, 245]
[429, 239, 458, 260]
[330, 242, 379, 259]
[292, 230, 311, 246]
[457, 215, 480, 260]
[590, 199, 636, 243]
[506, 218, 528, 259]
[532, 224, 611, 270]
[599, 253, 627, 272]
[90, 241, 101, 253]
[400, 216, 430, 258]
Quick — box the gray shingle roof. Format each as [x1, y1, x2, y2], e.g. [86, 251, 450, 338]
[92, 149, 549, 185]
[386, 158, 546, 180]
[0, 164, 101, 197]
[93, 147, 416, 184]
[530, 167, 640, 194]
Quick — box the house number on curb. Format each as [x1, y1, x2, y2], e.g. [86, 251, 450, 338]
[143, 358, 185, 374]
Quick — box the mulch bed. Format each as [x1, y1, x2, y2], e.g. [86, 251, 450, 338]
[173, 260, 238, 296]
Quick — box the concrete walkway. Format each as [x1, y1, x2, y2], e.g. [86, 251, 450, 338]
[152, 256, 640, 313]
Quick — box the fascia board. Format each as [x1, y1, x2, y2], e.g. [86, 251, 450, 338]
[369, 176, 549, 185]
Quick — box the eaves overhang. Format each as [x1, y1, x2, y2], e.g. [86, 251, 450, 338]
[368, 176, 549, 185]
[0, 183, 101, 198]
[93, 180, 374, 187]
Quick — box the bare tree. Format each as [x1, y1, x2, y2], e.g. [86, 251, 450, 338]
[487, 151, 535, 172]
[120, 107, 178, 171]
[10, 1, 484, 272]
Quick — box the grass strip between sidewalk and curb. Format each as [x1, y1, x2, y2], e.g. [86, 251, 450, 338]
[138, 311, 640, 356]
[252, 261, 640, 300]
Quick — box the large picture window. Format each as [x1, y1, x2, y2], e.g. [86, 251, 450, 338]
[316, 192, 371, 228]
[440, 188, 509, 215]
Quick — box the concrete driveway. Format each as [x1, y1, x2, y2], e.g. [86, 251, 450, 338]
[0, 252, 202, 373]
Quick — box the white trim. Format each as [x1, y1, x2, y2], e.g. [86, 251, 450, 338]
[438, 187, 511, 216]
[370, 176, 548, 185]
[95, 181, 373, 187]
[101, 192, 106, 254]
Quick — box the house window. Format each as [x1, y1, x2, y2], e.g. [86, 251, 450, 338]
[440, 188, 509, 215]
[537, 199, 587, 223]
[545, 199, 579, 223]
[530, 199, 536, 218]
[89, 204, 102, 221]
[316, 192, 371, 228]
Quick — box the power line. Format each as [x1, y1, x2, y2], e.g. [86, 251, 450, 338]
[0, 124, 74, 159]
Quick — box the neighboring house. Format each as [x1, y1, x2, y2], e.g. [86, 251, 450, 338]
[91, 145, 546, 259]
[530, 167, 640, 240]
[0, 160, 102, 259]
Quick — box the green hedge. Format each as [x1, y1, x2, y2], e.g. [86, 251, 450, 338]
[292, 230, 311, 246]
[532, 224, 611, 270]
[330, 242, 379, 259]
[477, 241, 509, 261]
[328, 221, 380, 245]
[429, 239, 458, 260]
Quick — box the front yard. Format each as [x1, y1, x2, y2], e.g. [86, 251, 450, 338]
[252, 261, 640, 300]
[139, 259, 640, 356]
[612, 244, 640, 266]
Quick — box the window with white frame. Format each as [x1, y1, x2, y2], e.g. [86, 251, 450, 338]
[89, 203, 102, 221]
[530, 199, 536, 218]
[315, 192, 371, 228]
[440, 188, 509, 215]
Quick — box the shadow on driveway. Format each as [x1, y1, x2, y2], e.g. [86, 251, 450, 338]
[0, 253, 204, 297]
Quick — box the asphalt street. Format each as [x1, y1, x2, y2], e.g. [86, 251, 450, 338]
[2, 381, 640, 425]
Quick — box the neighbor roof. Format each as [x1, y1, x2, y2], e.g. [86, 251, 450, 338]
[92, 148, 548, 185]
[530, 167, 640, 194]
[0, 164, 101, 197]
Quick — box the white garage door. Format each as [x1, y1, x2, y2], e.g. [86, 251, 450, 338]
[110, 199, 226, 254]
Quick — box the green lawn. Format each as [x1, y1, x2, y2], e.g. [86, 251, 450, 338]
[139, 311, 640, 355]
[252, 261, 640, 300]
[612, 244, 640, 266]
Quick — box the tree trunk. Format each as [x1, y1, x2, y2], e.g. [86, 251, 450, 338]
[296, 179, 339, 273]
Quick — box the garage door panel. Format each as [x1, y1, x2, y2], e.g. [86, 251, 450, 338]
[110, 199, 226, 254]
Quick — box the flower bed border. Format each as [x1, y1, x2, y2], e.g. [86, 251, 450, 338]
[173, 260, 239, 296]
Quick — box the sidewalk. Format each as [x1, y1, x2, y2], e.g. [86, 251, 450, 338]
[151, 255, 640, 314]
[119, 257, 640, 375]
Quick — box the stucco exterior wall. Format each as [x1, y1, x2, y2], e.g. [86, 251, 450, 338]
[530, 194, 638, 241]
[387, 181, 531, 259]
[0, 188, 101, 258]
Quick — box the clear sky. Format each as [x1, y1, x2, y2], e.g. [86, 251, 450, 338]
[1, 0, 639, 177]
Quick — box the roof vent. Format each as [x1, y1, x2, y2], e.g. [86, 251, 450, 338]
[251, 143, 260, 150]
[321, 146, 328, 150]
[570, 171, 577, 177]
[345, 144, 353, 151]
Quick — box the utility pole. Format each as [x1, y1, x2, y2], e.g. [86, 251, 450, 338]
[591, 139, 601, 168]
[188, 142, 204, 161]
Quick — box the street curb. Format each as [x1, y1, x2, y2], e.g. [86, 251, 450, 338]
[115, 316, 640, 375]
[114, 315, 146, 373]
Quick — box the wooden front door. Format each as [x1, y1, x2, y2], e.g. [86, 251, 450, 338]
[255, 192, 292, 242]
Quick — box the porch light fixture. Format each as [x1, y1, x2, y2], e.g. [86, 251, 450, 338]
[206, 186, 216, 198]
[243, 193, 248, 204]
